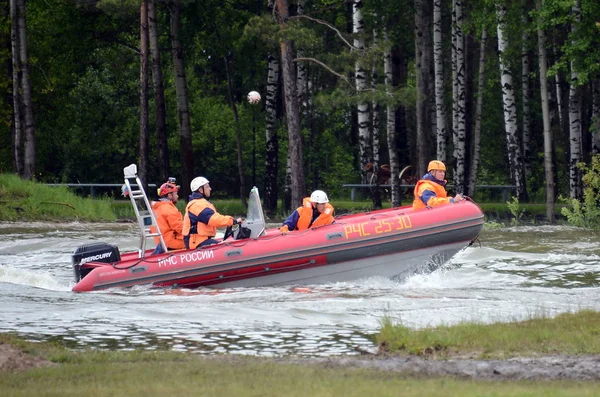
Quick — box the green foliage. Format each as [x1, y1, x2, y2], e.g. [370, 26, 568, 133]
[561, 155, 600, 228]
[506, 196, 525, 226]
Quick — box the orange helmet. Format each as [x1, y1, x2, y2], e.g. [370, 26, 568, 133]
[427, 160, 446, 172]
[157, 181, 179, 197]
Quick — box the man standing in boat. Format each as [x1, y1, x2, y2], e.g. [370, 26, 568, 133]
[183, 176, 243, 249]
[280, 190, 335, 233]
[151, 179, 186, 254]
[413, 160, 464, 210]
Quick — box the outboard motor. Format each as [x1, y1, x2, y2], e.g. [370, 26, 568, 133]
[72, 243, 121, 282]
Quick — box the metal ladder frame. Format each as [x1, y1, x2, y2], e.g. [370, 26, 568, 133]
[123, 164, 167, 257]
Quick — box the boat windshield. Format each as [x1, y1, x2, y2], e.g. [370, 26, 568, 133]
[243, 186, 266, 238]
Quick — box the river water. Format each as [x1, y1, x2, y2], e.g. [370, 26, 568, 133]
[1, 222, 599, 357]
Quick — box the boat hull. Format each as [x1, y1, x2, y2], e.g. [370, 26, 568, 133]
[72, 201, 484, 292]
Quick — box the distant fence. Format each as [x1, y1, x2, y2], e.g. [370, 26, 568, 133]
[45, 183, 156, 199]
[342, 184, 516, 202]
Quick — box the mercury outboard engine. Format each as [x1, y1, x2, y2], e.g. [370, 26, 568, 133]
[72, 243, 121, 282]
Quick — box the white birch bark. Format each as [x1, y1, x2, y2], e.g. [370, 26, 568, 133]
[496, 3, 526, 198]
[536, 0, 555, 222]
[353, 0, 370, 178]
[296, 0, 308, 118]
[469, 28, 486, 195]
[433, 0, 447, 162]
[521, 12, 532, 179]
[452, 0, 466, 194]
[265, 53, 280, 211]
[384, 28, 401, 207]
[568, 0, 582, 199]
[371, 25, 380, 170]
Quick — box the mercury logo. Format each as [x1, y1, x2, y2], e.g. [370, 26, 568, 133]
[81, 252, 112, 264]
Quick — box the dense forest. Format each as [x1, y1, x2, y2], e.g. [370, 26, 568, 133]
[2, 0, 599, 218]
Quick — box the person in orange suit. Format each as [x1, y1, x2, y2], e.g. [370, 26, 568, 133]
[280, 190, 335, 233]
[412, 160, 464, 210]
[182, 176, 242, 249]
[151, 179, 186, 254]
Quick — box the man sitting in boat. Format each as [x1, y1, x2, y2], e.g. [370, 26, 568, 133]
[280, 190, 335, 233]
[413, 160, 464, 210]
[151, 179, 185, 254]
[183, 176, 243, 249]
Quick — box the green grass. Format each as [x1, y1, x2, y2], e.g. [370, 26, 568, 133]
[377, 309, 600, 358]
[0, 174, 115, 222]
[2, 312, 600, 396]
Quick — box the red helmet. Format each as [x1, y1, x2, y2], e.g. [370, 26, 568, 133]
[157, 182, 179, 197]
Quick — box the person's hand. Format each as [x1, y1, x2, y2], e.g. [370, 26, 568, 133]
[279, 225, 289, 234]
[233, 217, 244, 225]
[453, 193, 464, 203]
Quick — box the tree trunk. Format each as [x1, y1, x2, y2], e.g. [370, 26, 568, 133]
[139, 0, 149, 190]
[169, 0, 194, 199]
[10, 0, 23, 176]
[521, 9, 532, 180]
[17, 0, 35, 180]
[371, 22, 382, 208]
[592, 79, 600, 154]
[414, 0, 430, 176]
[452, 0, 466, 194]
[536, 0, 554, 222]
[469, 28, 486, 195]
[276, 0, 305, 207]
[568, 0, 582, 199]
[496, 3, 526, 200]
[264, 54, 280, 213]
[353, 0, 370, 181]
[148, 0, 169, 182]
[433, 0, 447, 162]
[223, 56, 247, 207]
[384, 28, 401, 207]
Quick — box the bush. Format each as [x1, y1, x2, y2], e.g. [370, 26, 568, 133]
[561, 154, 600, 228]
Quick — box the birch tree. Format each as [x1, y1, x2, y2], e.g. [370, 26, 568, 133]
[353, 0, 370, 179]
[568, 0, 582, 199]
[521, 8, 532, 180]
[264, 54, 280, 212]
[452, 0, 466, 194]
[496, 3, 526, 199]
[384, 28, 401, 207]
[433, 0, 447, 162]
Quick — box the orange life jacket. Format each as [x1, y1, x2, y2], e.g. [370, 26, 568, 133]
[151, 200, 185, 250]
[295, 197, 335, 230]
[412, 178, 452, 210]
[182, 198, 233, 249]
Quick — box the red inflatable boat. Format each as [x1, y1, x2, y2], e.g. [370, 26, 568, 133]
[71, 165, 484, 292]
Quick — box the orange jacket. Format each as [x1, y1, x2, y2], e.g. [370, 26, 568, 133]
[412, 177, 453, 210]
[182, 194, 233, 249]
[280, 197, 335, 232]
[151, 200, 185, 250]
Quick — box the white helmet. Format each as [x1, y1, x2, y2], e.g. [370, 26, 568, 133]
[310, 190, 329, 203]
[190, 177, 209, 192]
